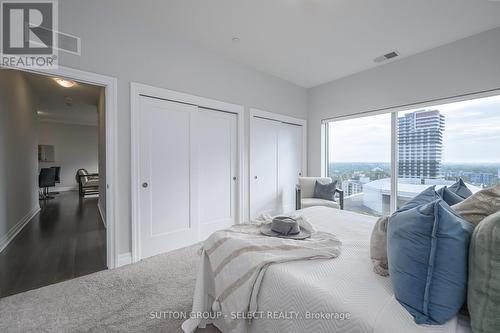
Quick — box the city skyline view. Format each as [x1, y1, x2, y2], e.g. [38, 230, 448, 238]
[327, 94, 500, 216]
[328, 94, 500, 164]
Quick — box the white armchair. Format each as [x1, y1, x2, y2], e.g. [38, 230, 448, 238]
[296, 177, 344, 210]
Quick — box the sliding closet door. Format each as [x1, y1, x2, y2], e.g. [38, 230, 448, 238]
[193, 109, 238, 239]
[278, 123, 303, 214]
[250, 117, 280, 218]
[250, 116, 304, 219]
[138, 96, 198, 259]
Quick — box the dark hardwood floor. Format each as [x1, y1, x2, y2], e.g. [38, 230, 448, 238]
[0, 191, 107, 298]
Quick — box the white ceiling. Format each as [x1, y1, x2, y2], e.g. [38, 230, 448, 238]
[133, 0, 500, 87]
[23, 72, 102, 126]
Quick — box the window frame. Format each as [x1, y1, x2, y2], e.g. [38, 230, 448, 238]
[321, 88, 500, 215]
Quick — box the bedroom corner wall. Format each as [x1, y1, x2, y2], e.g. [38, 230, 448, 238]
[307, 26, 500, 176]
[57, 0, 308, 256]
[0, 69, 40, 252]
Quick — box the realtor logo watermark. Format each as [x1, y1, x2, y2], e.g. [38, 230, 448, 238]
[1, 0, 58, 68]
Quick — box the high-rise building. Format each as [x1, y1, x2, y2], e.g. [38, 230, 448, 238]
[462, 172, 494, 186]
[341, 179, 363, 197]
[398, 110, 445, 180]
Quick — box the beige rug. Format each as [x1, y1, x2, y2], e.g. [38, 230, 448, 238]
[0, 245, 220, 333]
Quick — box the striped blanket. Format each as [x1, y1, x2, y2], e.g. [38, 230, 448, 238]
[183, 216, 342, 333]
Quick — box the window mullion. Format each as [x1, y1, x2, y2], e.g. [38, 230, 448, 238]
[390, 112, 398, 213]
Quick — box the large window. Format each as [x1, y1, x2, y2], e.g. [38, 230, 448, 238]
[396, 95, 500, 208]
[327, 113, 391, 216]
[326, 94, 500, 217]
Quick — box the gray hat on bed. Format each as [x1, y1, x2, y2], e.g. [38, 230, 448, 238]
[260, 216, 311, 240]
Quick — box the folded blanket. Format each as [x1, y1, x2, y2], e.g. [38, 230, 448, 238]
[182, 218, 341, 333]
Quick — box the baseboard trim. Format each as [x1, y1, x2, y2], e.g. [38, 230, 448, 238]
[97, 201, 106, 227]
[117, 252, 132, 267]
[0, 206, 41, 253]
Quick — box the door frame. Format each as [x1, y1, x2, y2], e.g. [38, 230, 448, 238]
[249, 108, 307, 220]
[130, 82, 244, 263]
[5, 65, 119, 269]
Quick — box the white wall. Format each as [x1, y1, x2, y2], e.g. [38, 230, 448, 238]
[38, 122, 99, 190]
[36, 94, 98, 126]
[0, 69, 39, 251]
[57, 0, 308, 256]
[308, 27, 500, 176]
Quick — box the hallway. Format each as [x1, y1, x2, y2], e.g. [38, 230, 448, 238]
[0, 192, 106, 298]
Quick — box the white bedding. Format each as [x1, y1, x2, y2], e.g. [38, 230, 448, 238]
[184, 206, 472, 333]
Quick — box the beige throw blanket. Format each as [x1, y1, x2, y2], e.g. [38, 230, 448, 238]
[183, 217, 341, 333]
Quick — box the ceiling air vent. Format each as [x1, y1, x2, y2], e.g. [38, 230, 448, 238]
[374, 51, 399, 63]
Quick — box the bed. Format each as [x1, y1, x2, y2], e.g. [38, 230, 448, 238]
[183, 206, 472, 333]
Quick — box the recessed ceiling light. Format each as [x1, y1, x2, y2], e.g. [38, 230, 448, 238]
[54, 78, 76, 88]
[232, 37, 240, 43]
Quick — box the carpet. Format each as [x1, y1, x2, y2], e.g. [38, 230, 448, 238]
[0, 244, 220, 333]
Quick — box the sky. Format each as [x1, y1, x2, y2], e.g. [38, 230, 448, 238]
[328, 94, 500, 164]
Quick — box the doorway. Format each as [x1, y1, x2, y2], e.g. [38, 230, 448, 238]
[0, 66, 118, 297]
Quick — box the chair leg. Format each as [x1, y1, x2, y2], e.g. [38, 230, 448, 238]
[295, 186, 302, 210]
[44, 187, 55, 200]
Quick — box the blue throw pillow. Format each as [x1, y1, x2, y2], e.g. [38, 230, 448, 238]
[397, 185, 440, 212]
[436, 187, 464, 206]
[448, 179, 472, 199]
[388, 199, 474, 325]
[313, 181, 337, 201]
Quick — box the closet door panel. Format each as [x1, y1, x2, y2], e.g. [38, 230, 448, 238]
[278, 123, 303, 214]
[194, 109, 238, 239]
[138, 97, 198, 259]
[250, 117, 279, 218]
